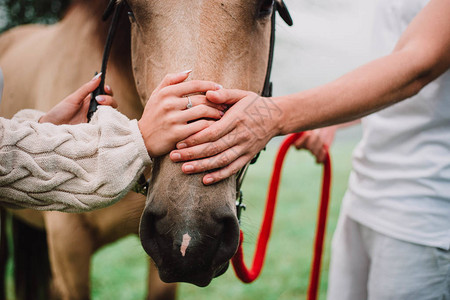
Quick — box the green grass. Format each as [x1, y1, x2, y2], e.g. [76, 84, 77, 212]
[90, 137, 357, 300]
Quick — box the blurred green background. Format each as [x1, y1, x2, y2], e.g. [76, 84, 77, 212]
[0, 0, 69, 33]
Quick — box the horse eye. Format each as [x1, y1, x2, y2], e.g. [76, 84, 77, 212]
[123, 1, 136, 23]
[259, 0, 274, 18]
[128, 10, 136, 23]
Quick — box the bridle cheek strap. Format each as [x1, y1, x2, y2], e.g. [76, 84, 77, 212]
[235, 0, 293, 222]
[87, 0, 125, 121]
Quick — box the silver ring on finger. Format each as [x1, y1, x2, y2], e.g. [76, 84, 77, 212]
[186, 96, 193, 109]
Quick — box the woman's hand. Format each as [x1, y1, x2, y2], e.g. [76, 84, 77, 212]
[39, 73, 117, 125]
[169, 88, 283, 185]
[138, 71, 225, 158]
[294, 126, 337, 163]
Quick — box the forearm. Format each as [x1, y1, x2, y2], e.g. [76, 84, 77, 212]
[278, 50, 434, 134]
[169, 0, 450, 185]
[0, 107, 151, 212]
[278, 0, 450, 134]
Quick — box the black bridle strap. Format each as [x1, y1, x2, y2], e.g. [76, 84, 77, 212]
[261, 9, 276, 98]
[102, 0, 119, 21]
[235, 0, 292, 222]
[87, 0, 125, 121]
[261, 0, 293, 98]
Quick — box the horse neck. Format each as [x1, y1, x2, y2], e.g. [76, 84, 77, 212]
[62, 1, 131, 68]
[61, 1, 110, 46]
[59, 1, 141, 117]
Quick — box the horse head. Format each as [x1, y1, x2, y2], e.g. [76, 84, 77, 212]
[124, 0, 286, 286]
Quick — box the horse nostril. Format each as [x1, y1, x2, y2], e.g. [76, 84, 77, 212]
[211, 214, 240, 271]
[139, 204, 167, 263]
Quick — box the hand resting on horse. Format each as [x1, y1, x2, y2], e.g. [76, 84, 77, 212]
[170, 0, 450, 184]
[39, 72, 117, 125]
[138, 70, 224, 158]
[170, 0, 450, 185]
[0, 70, 223, 212]
[169, 90, 280, 185]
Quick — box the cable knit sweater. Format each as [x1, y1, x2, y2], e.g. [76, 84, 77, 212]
[0, 106, 151, 212]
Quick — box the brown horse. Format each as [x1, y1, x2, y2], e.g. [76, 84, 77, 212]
[0, 0, 286, 298]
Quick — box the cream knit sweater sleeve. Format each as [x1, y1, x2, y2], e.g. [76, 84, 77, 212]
[0, 106, 151, 212]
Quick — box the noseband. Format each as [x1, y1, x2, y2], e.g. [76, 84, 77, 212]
[87, 1, 293, 215]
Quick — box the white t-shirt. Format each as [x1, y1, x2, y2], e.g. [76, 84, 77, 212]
[344, 0, 450, 250]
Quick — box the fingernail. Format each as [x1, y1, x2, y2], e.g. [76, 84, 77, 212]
[182, 69, 193, 74]
[105, 85, 112, 93]
[220, 111, 224, 116]
[184, 164, 194, 172]
[92, 72, 102, 81]
[171, 152, 181, 160]
[215, 84, 223, 90]
[177, 142, 187, 149]
[204, 177, 214, 184]
[95, 95, 105, 103]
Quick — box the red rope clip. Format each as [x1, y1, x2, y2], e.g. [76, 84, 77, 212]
[231, 132, 332, 300]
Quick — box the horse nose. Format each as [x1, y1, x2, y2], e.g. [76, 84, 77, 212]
[139, 203, 240, 286]
[209, 208, 240, 269]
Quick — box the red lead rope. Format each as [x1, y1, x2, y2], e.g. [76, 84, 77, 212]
[231, 132, 332, 300]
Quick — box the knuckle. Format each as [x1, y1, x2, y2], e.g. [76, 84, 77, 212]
[197, 158, 207, 170]
[186, 137, 197, 145]
[235, 117, 244, 126]
[217, 169, 227, 181]
[206, 154, 218, 166]
[159, 87, 172, 98]
[206, 143, 219, 156]
[163, 74, 171, 81]
[191, 80, 202, 90]
[197, 105, 208, 115]
[198, 120, 209, 128]
[166, 115, 178, 125]
[209, 128, 220, 139]
[219, 154, 229, 166]
[202, 159, 212, 171]
[165, 100, 177, 111]
[161, 104, 172, 113]
[240, 129, 251, 141]
[230, 165, 240, 176]
[206, 120, 215, 127]
[172, 127, 182, 138]
[186, 151, 195, 161]
[165, 73, 176, 82]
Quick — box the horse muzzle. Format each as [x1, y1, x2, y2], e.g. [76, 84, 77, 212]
[139, 200, 240, 287]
